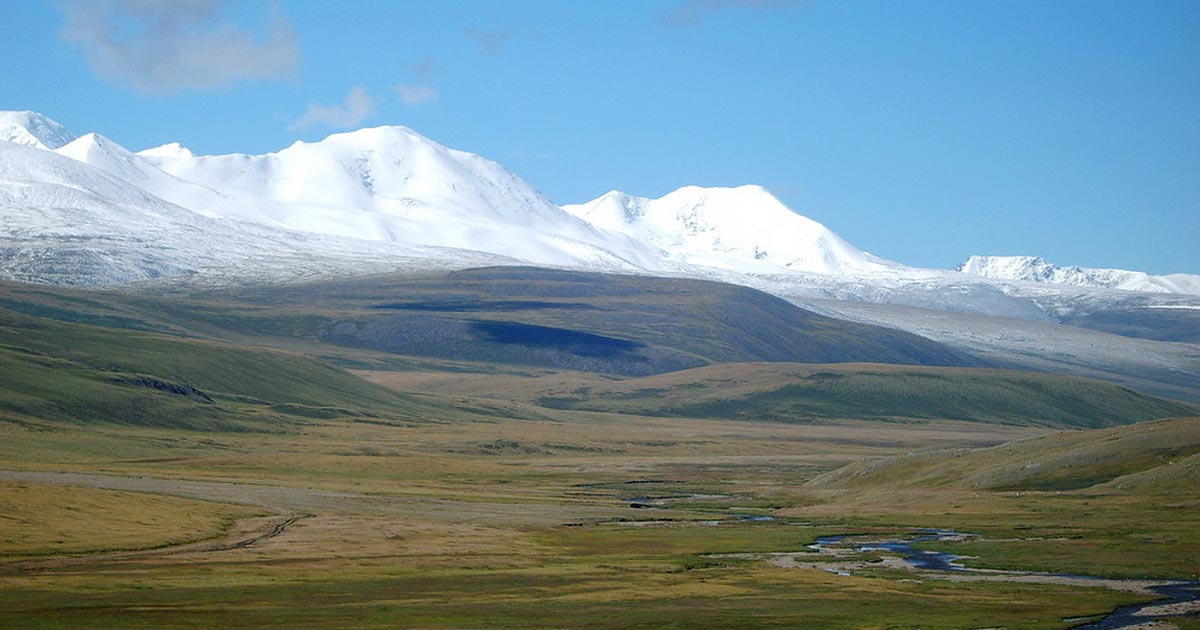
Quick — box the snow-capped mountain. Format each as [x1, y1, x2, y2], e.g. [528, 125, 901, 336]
[1, 110, 1197, 313]
[563, 186, 898, 275]
[0, 111, 75, 150]
[133, 125, 666, 271]
[0, 139, 514, 285]
[959, 255, 1200, 296]
[4, 112, 672, 283]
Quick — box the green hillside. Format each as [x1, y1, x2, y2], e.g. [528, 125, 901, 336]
[0, 306, 463, 431]
[526, 362, 1198, 428]
[809, 415, 1200, 491]
[2, 267, 981, 376]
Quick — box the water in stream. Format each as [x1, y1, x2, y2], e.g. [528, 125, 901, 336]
[809, 530, 970, 572]
[807, 530, 1199, 629]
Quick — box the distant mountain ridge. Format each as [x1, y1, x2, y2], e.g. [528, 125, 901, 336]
[958, 255, 1200, 296]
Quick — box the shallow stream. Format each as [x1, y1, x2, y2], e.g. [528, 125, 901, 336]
[808, 530, 1199, 629]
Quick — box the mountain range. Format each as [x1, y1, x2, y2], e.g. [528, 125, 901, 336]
[2, 110, 1198, 401]
[4, 110, 1195, 293]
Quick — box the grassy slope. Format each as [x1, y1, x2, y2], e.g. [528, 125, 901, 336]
[797, 417, 1200, 580]
[0, 479, 258, 557]
[2, 267, 981, 378]
[491, 362, 1198, 429]
[1, 273, 1193, 433]
[0, 305, 487, 431]
[810, 415, 1200, 491]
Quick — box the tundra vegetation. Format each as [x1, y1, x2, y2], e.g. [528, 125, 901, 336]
[0, 270, 1196, 628]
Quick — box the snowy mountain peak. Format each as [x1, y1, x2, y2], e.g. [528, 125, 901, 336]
[958, 255, 1055, 281]
[138, 142, 194, 162]
[564, 185, 897, 275]
[56, 133, 204, 196]
[146, 123, 604, 234]
[0, 110, 76, 150]
[957, 255, 1200, 295]
[58, 132, 134, 164]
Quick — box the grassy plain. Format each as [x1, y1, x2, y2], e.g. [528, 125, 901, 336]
[1, 410, 1192, 627]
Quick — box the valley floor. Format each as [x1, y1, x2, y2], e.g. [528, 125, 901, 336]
[1, 412, 1196, 629]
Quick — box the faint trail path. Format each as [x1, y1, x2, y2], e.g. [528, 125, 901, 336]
[0, 512, 311, 573]
[0, 469, 627, 524]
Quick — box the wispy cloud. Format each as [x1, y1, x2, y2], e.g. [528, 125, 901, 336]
[464, 27, 514, 55]
[658, 0, 806, 28]
[393, 58, 438, 105]
[290, 86, 375, 131]
[394, 84, 438, 105]
[59, 0, 299, 93]
[408, 58, 438, 79]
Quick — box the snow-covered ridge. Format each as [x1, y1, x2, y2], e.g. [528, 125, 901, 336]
[563, 185, 899, 275]
[37, 118, 672, 272]
[958, 255, 1200, 296]
[1, 110, 1197, 313]
[0, 111, 76, 150]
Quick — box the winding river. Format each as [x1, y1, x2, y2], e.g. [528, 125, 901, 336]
[803, 530, 1199, 629]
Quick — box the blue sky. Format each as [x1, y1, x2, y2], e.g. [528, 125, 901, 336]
[2, 0, 1197, 274]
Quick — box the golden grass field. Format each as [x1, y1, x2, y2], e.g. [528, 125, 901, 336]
[1, 401, 1196, 628]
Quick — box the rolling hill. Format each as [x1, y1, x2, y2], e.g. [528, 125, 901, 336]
[0, 304, 478, 431]
[2, 267, 982, 376]
[808, 415, 1200, 491]
[210, 267, 983, 375]
[510, 362, 1199, 428]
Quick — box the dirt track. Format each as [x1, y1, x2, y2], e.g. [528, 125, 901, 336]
[0, 512, 310, 573]
[0, 469, 627, 525]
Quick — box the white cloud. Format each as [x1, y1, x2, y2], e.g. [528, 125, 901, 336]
[394, 84, 438, 105]
[464, 28, 514, 55]
[290, 87, 375, 131]
[60, 0, 299, 93]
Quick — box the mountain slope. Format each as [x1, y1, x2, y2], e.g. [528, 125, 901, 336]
[0, 111, 74, 150]
[958, 255, 1200, 296]
[213, 267, 981, 375]
[0, 140, 513, 285]
[136, 125, 666, 270]
[0, 267, 979, 377]
[0, 305, 446, 431]
[563, 186, 898, 275]
[55, 133, 237, 219]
